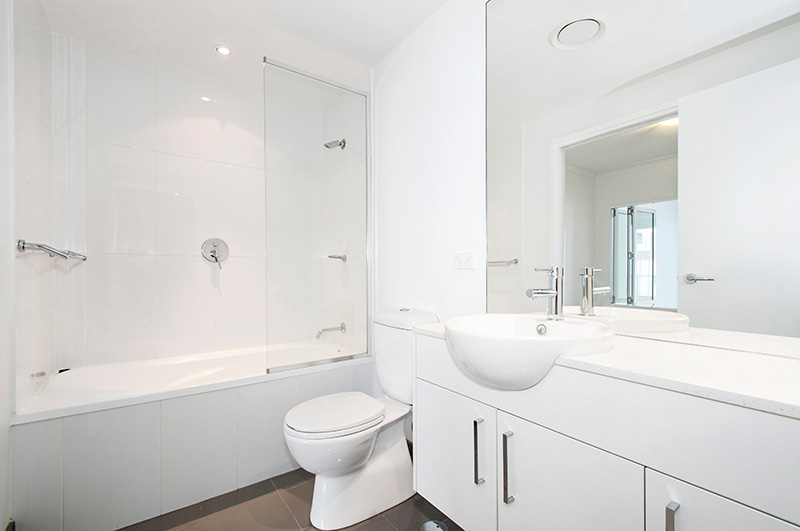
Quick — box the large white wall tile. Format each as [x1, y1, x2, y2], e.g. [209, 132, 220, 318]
[299, 362, 373, 402]
[14, 256, 55, 409]
[215, 257, 267, 350]
[214, 163, 265, 257]
[266, 258, 322, 344]
[264, 93, 315, 176]
[87, 46, 156, 149]
[238, 377, 301, 487]
[53, 136, 87, 252]
[13, 0, 52, 136]
[157, 66, 216, 159]
[266, 170, 313, 259]
[213, 80, 264, 168]
[322, 96, 366, 179]
[156, 256, 214, 357]
[162, 389, 238, 513]
[322, 161, 366, 258]
[15, 130, 53, 243]
[321, 258, 367, 353]
[64, 403, 161, 531]
[53, 35, 87, 139]
[156, 153, 214, 256]
[87, 142, 157, 254]
[87, 254, 156, 364]
[10, 419, 63, 531]
[57, 261, 87, 370]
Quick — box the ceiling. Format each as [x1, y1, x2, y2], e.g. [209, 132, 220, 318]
[37, 0, 451, 90]
[566, 120, 678, 174]
[488, 0, 800, 128]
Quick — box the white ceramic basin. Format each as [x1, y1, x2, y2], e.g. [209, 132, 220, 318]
[444, 314, 614, 391]
[563, 306, 690, 333]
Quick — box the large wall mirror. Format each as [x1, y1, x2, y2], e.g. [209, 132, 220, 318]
[486, 0, 800, 337]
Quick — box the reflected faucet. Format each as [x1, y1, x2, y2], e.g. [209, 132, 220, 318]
[526, 266, 564, 320]
[579, 267, 611, 316]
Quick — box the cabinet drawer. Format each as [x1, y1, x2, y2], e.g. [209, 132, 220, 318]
[646, 469, 800, 530]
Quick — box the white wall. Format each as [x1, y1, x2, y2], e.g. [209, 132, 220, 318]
[372, 0, 487, 321]
[1, 0, 13, 524]
[563, 164, 596, 306]
[13, 0, 55, 417]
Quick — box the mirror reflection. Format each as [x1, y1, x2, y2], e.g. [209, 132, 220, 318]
[486, 0, 800, 338]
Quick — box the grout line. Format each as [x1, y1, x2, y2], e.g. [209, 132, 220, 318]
[275, 488, 305, 531]
[382, 514, 400, 531]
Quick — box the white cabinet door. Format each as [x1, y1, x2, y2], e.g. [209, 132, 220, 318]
[497, 411, 643, 531]
[646, 469, 799, 531]
[416, 380, 498, 531]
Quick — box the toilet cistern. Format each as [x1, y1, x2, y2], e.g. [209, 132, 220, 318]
[526, 266, 565, 319]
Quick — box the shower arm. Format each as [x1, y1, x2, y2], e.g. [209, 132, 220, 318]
[16, 240, 87, 261]
[316, 323, 346, 339]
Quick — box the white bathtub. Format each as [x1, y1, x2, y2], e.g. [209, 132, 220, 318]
[14, 340, 367, 424]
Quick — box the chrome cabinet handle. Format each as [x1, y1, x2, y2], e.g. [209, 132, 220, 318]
[684, 273, 714, 284]
[502, 430, 515, 504]
[666, 500, 680, 531]
[473, 418, 485, 485]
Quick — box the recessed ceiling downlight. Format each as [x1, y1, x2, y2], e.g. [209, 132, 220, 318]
[215, 45, 232, 56]
[550, 18, 605, 51]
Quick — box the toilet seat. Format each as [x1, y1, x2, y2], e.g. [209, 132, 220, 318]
[285, 392, 386, 440]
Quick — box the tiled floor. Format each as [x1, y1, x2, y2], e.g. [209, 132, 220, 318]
[122, 469, 464, 531]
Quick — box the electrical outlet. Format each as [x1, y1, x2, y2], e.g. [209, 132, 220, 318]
[454, 252, 474, 270]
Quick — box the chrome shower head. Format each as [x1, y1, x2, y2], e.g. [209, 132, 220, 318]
[324, 138, 346, 150]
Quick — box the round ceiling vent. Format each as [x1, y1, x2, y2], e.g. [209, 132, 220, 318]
[549, 18, 605, 51]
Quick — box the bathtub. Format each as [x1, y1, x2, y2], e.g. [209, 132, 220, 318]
[14, 339, 368, 424]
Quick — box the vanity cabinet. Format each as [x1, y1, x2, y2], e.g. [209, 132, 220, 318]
[497, 410, 642, 531]
[416, 379, 643, 531]
[416, 379, 497, 531]
[645, 470, 799, 531]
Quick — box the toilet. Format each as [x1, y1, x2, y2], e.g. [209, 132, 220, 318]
[283, 308, 439, 531]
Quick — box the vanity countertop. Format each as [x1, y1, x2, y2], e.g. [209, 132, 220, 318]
[413, 321, 800, 420]
[559, 335, 800, 420]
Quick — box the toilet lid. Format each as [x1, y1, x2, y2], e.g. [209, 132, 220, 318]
[285, 392, 385, 435]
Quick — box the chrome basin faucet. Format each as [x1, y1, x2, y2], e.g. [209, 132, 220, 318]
[579, 267, 611, 316]
[526, 266, 564, 320]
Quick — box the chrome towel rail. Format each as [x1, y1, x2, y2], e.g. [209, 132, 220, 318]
[17, 240, 87, 261]
[488, 259, 518, 267]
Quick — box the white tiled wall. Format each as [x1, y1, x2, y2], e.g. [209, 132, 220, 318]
[10, 361, 373, 530]
[15, 29, 369, 410]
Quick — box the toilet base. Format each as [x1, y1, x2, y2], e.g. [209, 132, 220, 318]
[309, 420, 414, 530]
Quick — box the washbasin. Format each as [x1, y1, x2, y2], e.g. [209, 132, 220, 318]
[563, 306, 689, 333]
[444, 314, 614, 391]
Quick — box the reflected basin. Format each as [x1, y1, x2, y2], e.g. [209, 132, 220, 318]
[563, 306, 689, 333]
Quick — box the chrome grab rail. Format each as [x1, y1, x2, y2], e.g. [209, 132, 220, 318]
[316, 322, 346, 339]
[488, 259, 518, 267]
[16, 240, 86, 261]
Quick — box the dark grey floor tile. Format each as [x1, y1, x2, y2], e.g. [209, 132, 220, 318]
[279, 480, 315, 528]
[203, 492, 301, 531]
[237, 479, 277, 503]
[382, 495, 447, 531]
[158, 503, 205, 530]
[304, 514, 399, 531]
[199, 490, 240, 516]
[442, 518, 464, 531]
[119, 516, 162, 531]
[271, 468, 314, 490]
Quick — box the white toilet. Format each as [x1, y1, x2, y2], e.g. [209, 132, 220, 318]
[283, 308, 439, 531]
